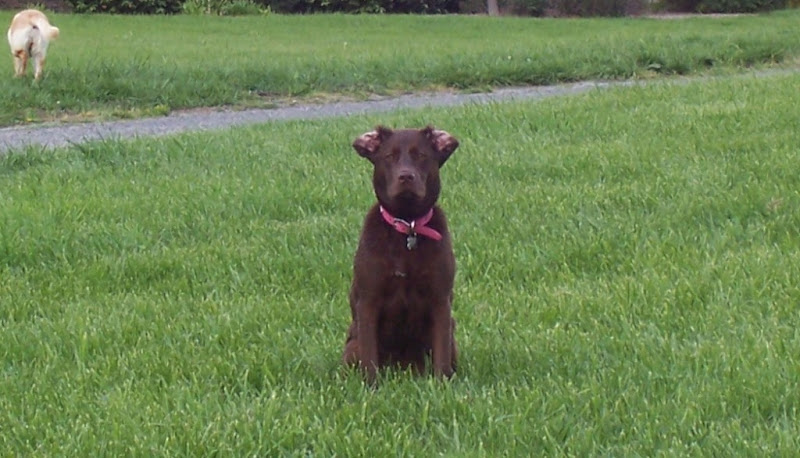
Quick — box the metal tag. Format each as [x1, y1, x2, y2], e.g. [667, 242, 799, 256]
[406, 234, 418, 250]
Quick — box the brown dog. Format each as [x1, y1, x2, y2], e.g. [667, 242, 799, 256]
[342, 125, 459, 384]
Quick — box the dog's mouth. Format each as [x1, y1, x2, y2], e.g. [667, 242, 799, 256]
[390, 187, 425, 203]
[383, 190, 431, 220]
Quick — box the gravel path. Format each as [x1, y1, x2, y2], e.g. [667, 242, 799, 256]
[0, 68, 794, 155]
[0, 80, 635, 154]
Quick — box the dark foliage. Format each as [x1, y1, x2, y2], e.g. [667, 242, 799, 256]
[658, 0, 786, 11]
[65, 0, 184, 14]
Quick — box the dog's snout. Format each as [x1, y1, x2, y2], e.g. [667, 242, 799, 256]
[398, 170, 417, 183]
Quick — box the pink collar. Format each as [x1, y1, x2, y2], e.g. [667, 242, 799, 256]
[380, 206, 442, 242]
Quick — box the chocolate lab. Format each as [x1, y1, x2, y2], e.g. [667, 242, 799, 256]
[342, 125, 459, 384]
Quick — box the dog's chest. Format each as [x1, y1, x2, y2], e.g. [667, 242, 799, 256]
[383, 269, 434, 306]
[378, 275, 434, 335]
[354, 209, 453, 314]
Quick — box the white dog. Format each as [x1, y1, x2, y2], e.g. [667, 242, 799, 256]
[7, 9, 60, 81]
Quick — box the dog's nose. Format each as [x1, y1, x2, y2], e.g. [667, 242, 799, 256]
[398, 170, 416, 183]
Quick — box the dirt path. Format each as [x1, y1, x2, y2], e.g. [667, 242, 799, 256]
[0, 68, 795, 155]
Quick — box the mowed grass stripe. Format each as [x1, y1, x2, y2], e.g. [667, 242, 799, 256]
[1, 72, 799, 455]
[0, 10, 799, 125]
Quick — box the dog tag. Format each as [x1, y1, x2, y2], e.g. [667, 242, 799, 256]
[406, 234, 418, 250]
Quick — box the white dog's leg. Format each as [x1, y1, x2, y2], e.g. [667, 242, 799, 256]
[12, 50, 28, 77]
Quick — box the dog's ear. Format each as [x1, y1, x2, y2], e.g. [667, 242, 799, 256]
[424, 126, 459, 166]
[353, 126, 393, 159]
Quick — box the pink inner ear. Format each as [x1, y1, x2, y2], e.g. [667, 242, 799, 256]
[354, 131, 381, 155]
[431, 130, 457, 153]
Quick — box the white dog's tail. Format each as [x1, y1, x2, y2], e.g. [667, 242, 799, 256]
[32, 17, 59, 41]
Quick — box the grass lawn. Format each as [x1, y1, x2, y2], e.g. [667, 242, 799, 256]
[0, 9, 799, 125]
[1, 69, 799, 454]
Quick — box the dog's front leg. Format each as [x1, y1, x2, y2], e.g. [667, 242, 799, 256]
[356, 300, 379, 384]
[431, 300, 454, 379]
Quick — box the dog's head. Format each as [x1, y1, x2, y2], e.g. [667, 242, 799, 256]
[353, 126, 458, 219]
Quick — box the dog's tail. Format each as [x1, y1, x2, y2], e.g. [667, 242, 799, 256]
[32, 18, 59, 41]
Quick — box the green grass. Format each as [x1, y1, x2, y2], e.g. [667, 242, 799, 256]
[1, 71, 799, 455]
[1, 10, 800, 125]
